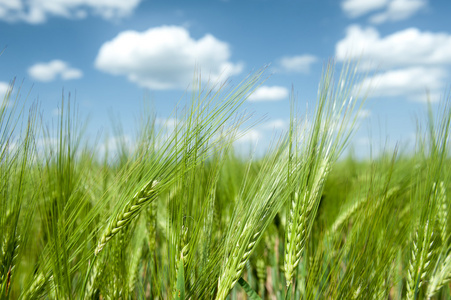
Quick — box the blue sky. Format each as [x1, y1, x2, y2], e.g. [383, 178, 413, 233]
[1, 0, 450, 158]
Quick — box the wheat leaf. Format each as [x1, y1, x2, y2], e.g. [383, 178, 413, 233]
[176, 259, 185, 300]
[238, 277, 261, 300]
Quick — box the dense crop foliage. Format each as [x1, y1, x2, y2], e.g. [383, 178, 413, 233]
[1, 63, 450, 299]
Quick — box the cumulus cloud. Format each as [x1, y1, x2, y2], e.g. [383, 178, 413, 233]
[336, 25, 451, 102]
[336, 25, 451, 69]
[0, 81, 9, 97]
[357, 109, 372, 119]
[0, 0, 141, 23]
[95, 26, 243, 90]
[358, 67, 446, 102]
[98, 135, 133, 159]
[237, 120, 288, 146]
[28, 60, 83, 82]
[0, 81, 11, 109]
[341, 0, 389, 18]
[341, 0, 427, 23]
[236, 129, 261, 144]
[260, 119, 288, 130]
[369, 0, 427, 23]
[247, 86, 289, 102]
[278, 55, 317, 73]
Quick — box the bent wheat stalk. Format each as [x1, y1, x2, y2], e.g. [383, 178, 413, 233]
[95, 180, 158, 256]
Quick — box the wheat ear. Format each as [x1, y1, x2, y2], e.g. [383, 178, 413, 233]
[1, 234, 19, 296]
[426, 252, 451, 299]
[436, 182, 448, 243]
[406, 221, 434, 299]
[22, 273, 46, 300]
[284, 192, 307, 286]
[146, 200, 157, 253]
[216, 222, 260, 300]
[256, 258, 266, 297]
[284, 160, 329, 286]
[84, 257, 103, 299]
[95, 180, 158, 256]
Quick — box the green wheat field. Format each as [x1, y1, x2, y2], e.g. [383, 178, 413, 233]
[1, 62, 450, 299]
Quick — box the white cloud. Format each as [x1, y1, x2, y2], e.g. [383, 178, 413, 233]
[341, 0, 389, 18]
[0, 81, 10, 109]
[336, 25, 451, 102]
[98, 134, 133, 159]
[341, 0, 426, 23]
[28, 60, 83, 82]
[357, 109, 372, 119]
[369, 0, 427, 24]
[260, 119, 288, 130]
[0, 0, 141, 23]
[336, 25, 451, 69]
[52, 107, 62, 116]
[278, 55, 317, 73]
[0, 0, 22, 11]
[0, 81, 9, 97]
[156, 117, 178, 126]
[236, 129, 261, 144]
[358, 67, 446, 102]
[247, 86, 289, 102]
[95, 26, 243, 90]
